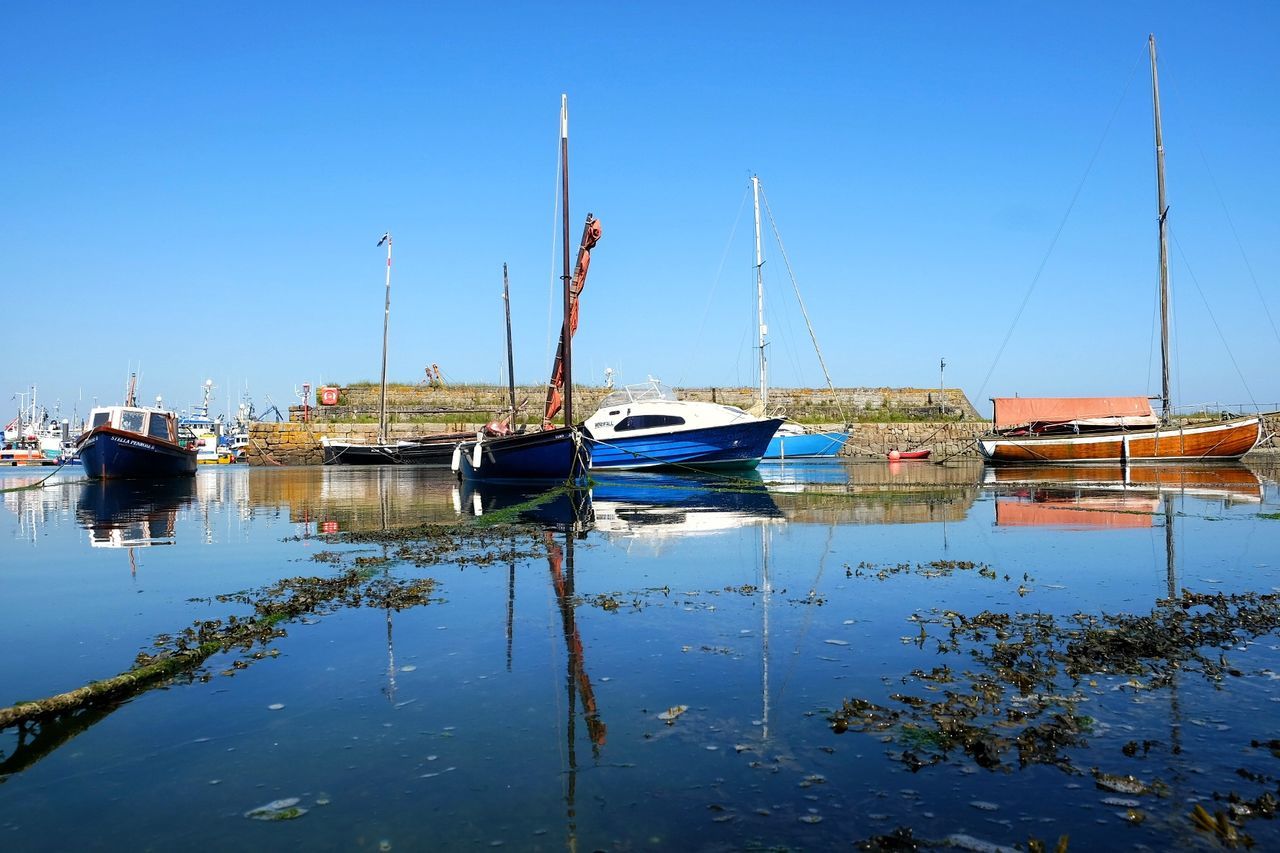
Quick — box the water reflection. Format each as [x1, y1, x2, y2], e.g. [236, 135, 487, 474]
[591, 471, 783, 540]
[453, 471, 786, 538]
[76, 479, 197, 548]
[985, 462, 1264, 529]
[761, 459, 980, 525]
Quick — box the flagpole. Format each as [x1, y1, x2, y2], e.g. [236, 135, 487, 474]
[378, 232, 392, 444]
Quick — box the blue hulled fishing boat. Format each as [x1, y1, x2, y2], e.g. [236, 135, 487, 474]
[76, 377, 197, 480]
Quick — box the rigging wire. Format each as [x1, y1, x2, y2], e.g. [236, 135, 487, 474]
[545, 129, 563, 384]
[1146, 278, 1158, 399]
[680, 182, 752, 389]
[1164, 64, 1280, 354]
[760, 184, 850, 423]
[1169, 226, 1257, 408]
[975, 46, 1146, 403]
[760, 186, 840, 398]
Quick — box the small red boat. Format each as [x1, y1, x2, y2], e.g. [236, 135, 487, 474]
[887, 449, 931, 461]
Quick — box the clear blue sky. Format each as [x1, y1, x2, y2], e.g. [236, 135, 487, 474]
[3, 2, 1277, 422]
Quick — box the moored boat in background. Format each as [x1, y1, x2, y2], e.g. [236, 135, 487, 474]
[743, 176, 850, 459]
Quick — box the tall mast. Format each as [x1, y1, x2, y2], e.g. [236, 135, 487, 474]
[503, 263, 517, 425]
[1149, 34, 1171, 421]
[560, 95, 573, 430]
[377, 232, 393, 443]
[752, 175, 767, 407]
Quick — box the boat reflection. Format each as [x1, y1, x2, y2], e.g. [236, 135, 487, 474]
[75, 479, 197, 548]
[589, 471, 783, 539]
[761, 459, 981, 525]
[452, 480, 594, 529]
[453, 471, 785, 538]
[985, 462, 1264, 528]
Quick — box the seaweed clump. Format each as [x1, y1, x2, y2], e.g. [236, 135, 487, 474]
[828, 589, 1280, 776]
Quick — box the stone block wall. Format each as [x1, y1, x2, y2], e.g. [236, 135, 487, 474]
[296, 383, 982, 425]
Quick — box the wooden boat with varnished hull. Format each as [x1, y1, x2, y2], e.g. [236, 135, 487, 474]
[981, 37, 1271, 465]
[979, 415, 1262, 463]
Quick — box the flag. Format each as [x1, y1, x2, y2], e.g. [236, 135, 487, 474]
[377, 233, 389, 247]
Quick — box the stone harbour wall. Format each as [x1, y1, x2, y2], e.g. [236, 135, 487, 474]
[244, 419, 991, 466]
[244, 415, 1280, 467]
[296, 384, 982, 424]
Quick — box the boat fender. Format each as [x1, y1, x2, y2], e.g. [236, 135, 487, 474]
[471, 436, 483, 470]
[450, 444, 462, 472]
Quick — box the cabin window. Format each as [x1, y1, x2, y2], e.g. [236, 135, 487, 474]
[91, 411, 110, 428]
[147, 414, 172, 441]
[120, 410, 145, 434]
[615, 414, 686, 432]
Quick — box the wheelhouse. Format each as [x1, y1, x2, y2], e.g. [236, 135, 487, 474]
[85, 406, 179, 444]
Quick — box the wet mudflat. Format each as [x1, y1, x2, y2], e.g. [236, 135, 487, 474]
[2, 458, 1279, 850]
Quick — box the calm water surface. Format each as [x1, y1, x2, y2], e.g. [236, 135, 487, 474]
[2, 459, 1279, 850]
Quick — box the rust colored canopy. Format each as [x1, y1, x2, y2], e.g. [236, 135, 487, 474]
[992, 397, 1157, 431]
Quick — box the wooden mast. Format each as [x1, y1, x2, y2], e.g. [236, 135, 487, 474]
[560, 95, 573, 431]
[377, 232, 393, 443]
[752, 175, 768, 408]
[1149, 35, 1171, 421]
[503, 263, 517, 427]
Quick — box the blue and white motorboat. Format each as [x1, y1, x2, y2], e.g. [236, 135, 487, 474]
[583, 379, 783, 471]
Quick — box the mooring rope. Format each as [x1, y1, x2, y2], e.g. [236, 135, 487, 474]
[0, 460, 84, 493]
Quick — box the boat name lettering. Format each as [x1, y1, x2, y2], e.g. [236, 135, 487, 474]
[594, 420, 613, 428]
[117, 436, 161, 451]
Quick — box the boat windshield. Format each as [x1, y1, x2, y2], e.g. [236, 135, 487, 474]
[120, 409, 146, 434]
[596, 380, 679, 409]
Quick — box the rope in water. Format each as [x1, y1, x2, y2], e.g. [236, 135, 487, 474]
[0, 460, 87, 493]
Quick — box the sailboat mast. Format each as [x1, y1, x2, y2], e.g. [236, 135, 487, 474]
[752, 175, 767, 407]
[503, 263, 517, 426]
[378, 232, 393, 443]
[560, 95, 574, 430]
[1149, 35, 1171, 420]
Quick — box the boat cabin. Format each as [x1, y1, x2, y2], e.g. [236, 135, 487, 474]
[588, 379, 758, 438]
[85, 406, 180, 445]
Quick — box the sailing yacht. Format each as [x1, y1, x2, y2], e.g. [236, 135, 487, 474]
[452, 95, 597, 483]
[745, 176, 851, 459]
[979, 36, 1265, 463]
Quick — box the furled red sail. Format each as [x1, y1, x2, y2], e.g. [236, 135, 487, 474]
[992, 396, 1157, 432]
[543, 216, 603, 428]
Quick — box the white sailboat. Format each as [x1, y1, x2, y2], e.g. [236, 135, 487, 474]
[748, 176, 851, 459]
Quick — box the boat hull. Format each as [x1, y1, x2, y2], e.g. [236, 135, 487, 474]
[586, 418, 784, 471]
[978, 416, 1262, 463]
[1, 448, 56, 466]
[323, 433, 473, 466]
[453, 427, 589, 483]
[77, 426, 198, 480]
[764, 430, 848, 459]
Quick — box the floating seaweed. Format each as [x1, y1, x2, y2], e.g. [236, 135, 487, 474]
[828, 589, 1280, 777]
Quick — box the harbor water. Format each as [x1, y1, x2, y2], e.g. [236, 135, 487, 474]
[2, 459, 1279, 850]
